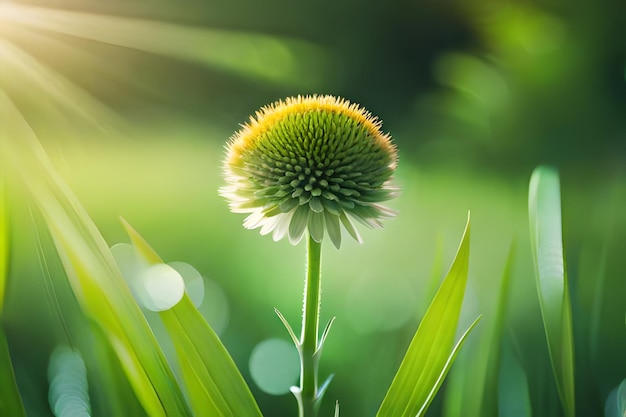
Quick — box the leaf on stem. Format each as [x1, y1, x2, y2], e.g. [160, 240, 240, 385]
[376, 213, 479, 417]
[275, 307, 300, 347]
[528, 166, 576, 417]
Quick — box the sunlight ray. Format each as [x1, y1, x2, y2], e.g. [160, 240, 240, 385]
[0, 39, 122, 132]
[3, 3, 330, 87]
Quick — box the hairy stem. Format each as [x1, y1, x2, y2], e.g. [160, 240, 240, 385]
[299, 234, 322, 417]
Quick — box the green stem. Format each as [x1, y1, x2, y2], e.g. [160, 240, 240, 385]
[299, 234, 322, 417]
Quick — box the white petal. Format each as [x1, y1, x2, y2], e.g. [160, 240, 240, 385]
[324, 211, 342, 249]
[289, 205, 310, 245]
[272, 214, 291, 241]
[309, 211, 325, 243]
[260, 215, 280, 235]
[243, 210, 267, 229]
[340, 212, 363, 244]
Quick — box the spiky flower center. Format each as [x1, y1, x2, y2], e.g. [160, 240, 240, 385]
[222, 95, 398, 247]
[228, 96, 396, 213]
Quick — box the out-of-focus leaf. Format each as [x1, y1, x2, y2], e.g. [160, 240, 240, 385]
[498, 337, 532, 417]
[480, 241, 516, 417]
[85, 321, 148, 417]
[122, 220, 263, 417]
[0, 329, 26, 417]
[1, 96, 192, 417]
[377, 213, 478, 417]
[0, 176, 7, 311]
[0, 169, 26, 417]
[528, 166, 576, 417]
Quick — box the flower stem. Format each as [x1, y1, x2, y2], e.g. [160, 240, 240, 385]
[299, 234, 322, 417]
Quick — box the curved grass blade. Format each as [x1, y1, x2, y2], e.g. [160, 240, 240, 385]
[1, 97, 192, 417]
[122, 220, 263, 417]
[377, 213, 478, 417]
[0, 172, 27, 417]
[416, 315, 482, 417]
[528, 166, 575, 417]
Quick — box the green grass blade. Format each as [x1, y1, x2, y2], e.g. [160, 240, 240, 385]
[85, 321, 148, 417]
[161, 297, 264, 416]
[0, 329, 26, 417]
[0, 172, 26, 417]
[416, 315, 482, 417]
[0, 176, 7, 312]
[122, 220, 264, 417]
[528, 166, 576, 417]
[377, 213, 475, 417]
[2, 101, 192, 417]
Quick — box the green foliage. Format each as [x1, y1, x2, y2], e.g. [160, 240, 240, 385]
[442, 241, 516, 417]
[0, 177, 6, 312]
[0, 174, 26, 417]
[377, 214, 480, 417]
[0, 329, 26, 417]
[528, 166, 576, 417]
[2, 105, 192, 417]
[122, 220, 263, 417]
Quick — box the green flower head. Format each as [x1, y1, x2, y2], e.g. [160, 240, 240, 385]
[220, 95, 398, 248]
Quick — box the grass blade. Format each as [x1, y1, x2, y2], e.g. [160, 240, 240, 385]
[528, 166, 576, 417]
[416, 315, 482, 417]
[377, 213, 477, 417]
[0, 176, 7, 312]
[0, 329, 26, 417]
[0, 170, 27, 417]
[1, 97, 192, 417]
[122, 220, 264, 417]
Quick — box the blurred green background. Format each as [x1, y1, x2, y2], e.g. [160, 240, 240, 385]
[1, 0, 625, 416]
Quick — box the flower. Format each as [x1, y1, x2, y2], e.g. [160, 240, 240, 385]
[220, 95, 398, 249]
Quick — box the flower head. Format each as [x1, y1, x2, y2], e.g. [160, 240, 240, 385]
[220, 95, 398, 248]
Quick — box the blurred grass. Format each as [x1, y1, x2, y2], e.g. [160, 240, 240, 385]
[2, 0, 626, 415]
[1, 123, 620, 416]
[528, 167, 575, 417]
[377, 214, 479, 417]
